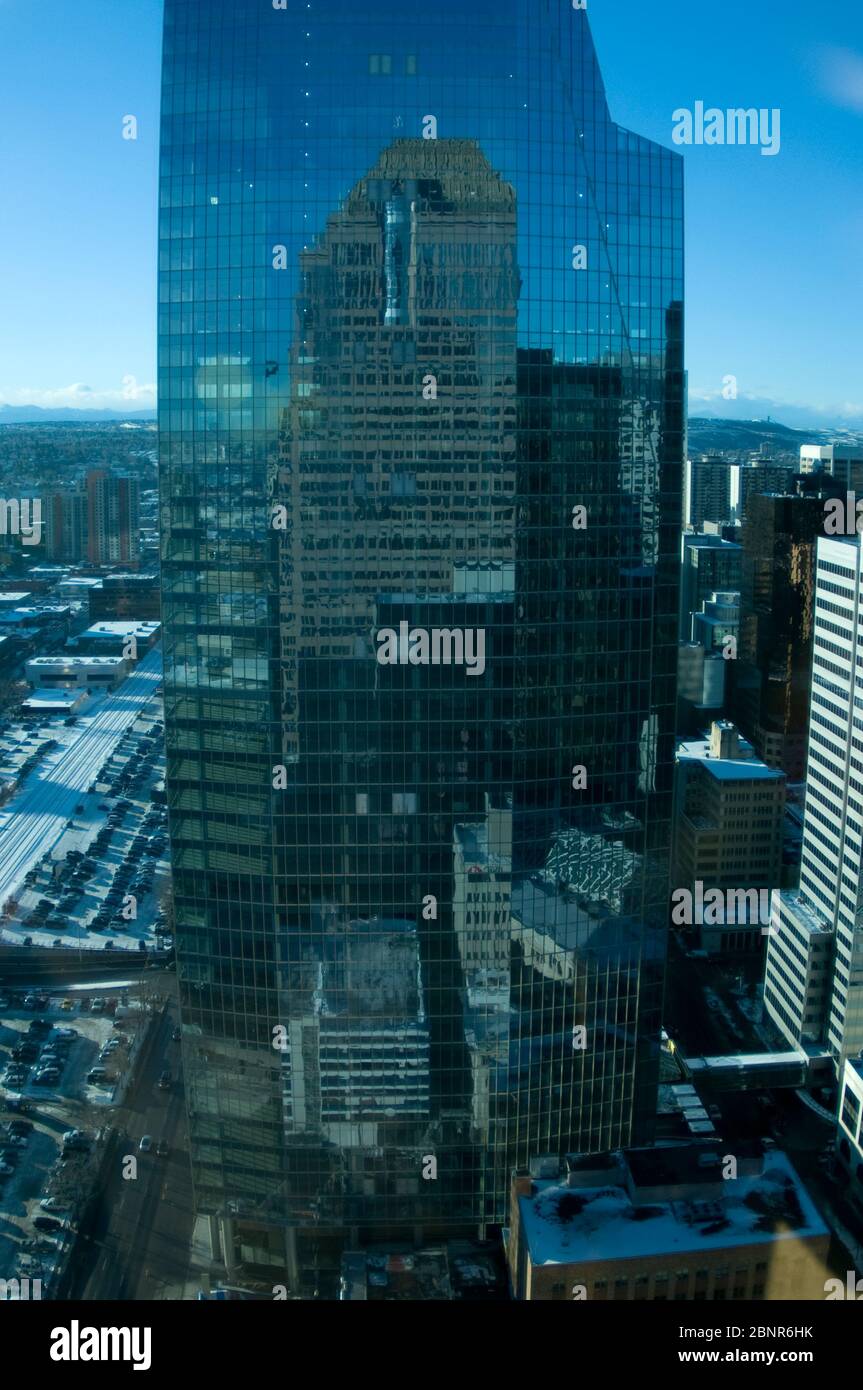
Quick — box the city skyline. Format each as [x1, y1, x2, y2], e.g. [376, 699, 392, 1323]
[0, 0, 861, 427]
[0, 0, 861, 1331]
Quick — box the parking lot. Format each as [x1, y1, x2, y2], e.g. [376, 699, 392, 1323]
[0, 647, 162, 902]
[0, 664, 172, 955]
[0, 988, 149, 1293]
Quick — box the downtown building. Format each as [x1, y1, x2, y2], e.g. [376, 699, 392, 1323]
[674, 721, 785, 956]
[686, 456, 733, 531]
[764, 535, 863, 1072]
[158, 0, 683, 1290]
[734, 491, 831, 780]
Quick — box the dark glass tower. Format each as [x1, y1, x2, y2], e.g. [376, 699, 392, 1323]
[158, 0, 684, 1289]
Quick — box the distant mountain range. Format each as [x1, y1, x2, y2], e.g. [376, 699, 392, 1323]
[0, 406, 156, 424]
[2, 406, 861, 457]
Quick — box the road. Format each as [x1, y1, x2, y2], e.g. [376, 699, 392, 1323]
[71, 997, 195, 1301]
[0, 647, 163, 905]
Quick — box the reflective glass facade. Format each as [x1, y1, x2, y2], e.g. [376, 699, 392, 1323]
[159, 0, 683, 1284]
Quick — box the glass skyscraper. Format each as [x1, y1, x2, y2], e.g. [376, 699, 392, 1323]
[158, 0, 683, 1290]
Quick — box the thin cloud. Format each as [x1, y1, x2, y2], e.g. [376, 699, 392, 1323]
[0, 379, 156, 411]
[818, 45, 863, 115]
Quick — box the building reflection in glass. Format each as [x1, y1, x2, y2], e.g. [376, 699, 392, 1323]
[159, 0, 683, 1287]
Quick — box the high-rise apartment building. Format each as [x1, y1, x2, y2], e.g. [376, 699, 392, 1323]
[764, 535, 863, 1072]
[158, 0, 683, 1288]
[41, 472, 141, 566]
[687, 456, 733, 530]
[86, 470, 140, 565]
[42, 490, 88, 563]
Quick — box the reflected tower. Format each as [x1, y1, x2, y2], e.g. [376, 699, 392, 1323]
[158, 0, 684, 1291]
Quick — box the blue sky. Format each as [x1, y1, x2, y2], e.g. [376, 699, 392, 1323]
[0, 0, 860, 427]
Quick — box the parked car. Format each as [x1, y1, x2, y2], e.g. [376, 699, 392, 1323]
[87, 1067, 109, 1083]
[138, 1135, 153, 1153]
[156, 1139, 169, 1158]
[32, 1069, 60, 1086]
[158, 1071, 171, 1091]
[54, 1028, 77, 1040]
[171, 1027, 182, 1042]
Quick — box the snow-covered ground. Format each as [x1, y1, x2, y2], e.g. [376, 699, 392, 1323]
[0, 646, 162, 907]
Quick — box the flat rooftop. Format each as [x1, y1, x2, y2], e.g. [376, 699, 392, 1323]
[678, 734, 783, 782]
[22, 689, 81, 710]
[28, 656, 124, 668]
[83, 621, 160, 638]
[776, 892, 832, 937]
[519, 1150, 827, 1266]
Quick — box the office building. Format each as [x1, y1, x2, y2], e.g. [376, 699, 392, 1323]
[735, 492, 827, 779]
[836, 1059, 863, 1221]
[70, 619, 161, 657]
[508, 1145, 830, 1301]
[89, 572, 161, 622]
[737, 461, 795, 522]
[677, 643, 726, 733]
[158, 0, 683, 1287]
[690, 589, 740, 654]
[674, 722, 785, 954]
[24, 654, 128, 690]
[800, 444, 863, 488]
[680, 533, 741, 642]
[764, 536, 863, 1072]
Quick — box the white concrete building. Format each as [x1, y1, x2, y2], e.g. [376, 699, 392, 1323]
[764, 535, 863, 1072]
[25, 655, 128, 690]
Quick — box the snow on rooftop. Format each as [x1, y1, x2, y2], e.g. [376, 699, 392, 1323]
[521, 1152, 826, 1266]
[677, 736, 782, 781]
